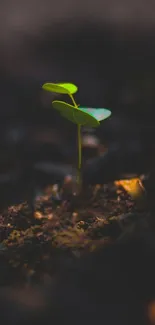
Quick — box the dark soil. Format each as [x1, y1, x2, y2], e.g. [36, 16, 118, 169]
[0, 180, 154, 325]
[0, 182, 146, 285]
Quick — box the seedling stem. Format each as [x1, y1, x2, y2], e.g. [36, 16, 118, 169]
[69, 94, 82, 185]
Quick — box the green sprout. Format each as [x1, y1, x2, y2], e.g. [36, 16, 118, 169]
[42, 82, 111, 186]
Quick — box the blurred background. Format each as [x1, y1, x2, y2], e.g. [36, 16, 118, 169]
[0, 0, 155, 207]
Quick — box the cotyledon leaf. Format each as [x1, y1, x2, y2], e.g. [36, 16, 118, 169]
[57, 83, 78, 94]
[42, 82, 78, 94]
[79, 107, 111, 121]
[52, 100, 100, 127]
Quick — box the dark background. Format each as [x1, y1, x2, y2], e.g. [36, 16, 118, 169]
[0, 0, 155, 206]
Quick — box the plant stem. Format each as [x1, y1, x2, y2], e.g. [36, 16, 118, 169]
[69, 94, 77, 108]
[77, 123, 82, 183]
[69, 94, 82, 185]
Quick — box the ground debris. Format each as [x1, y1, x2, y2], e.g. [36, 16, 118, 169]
[0, 183, 144, 285]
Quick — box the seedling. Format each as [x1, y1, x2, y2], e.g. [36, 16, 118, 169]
[42, 82, 111, 186]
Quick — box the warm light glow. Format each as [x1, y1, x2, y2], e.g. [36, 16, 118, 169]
[114, 178, 145, 198]
[148, 301, 155, 324]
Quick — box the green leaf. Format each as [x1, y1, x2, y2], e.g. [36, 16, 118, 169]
[79, 107, 111, 121]
[57, 83, 78, 94]
[52, 100, 100, 127]
[42, 82, 78, 94]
